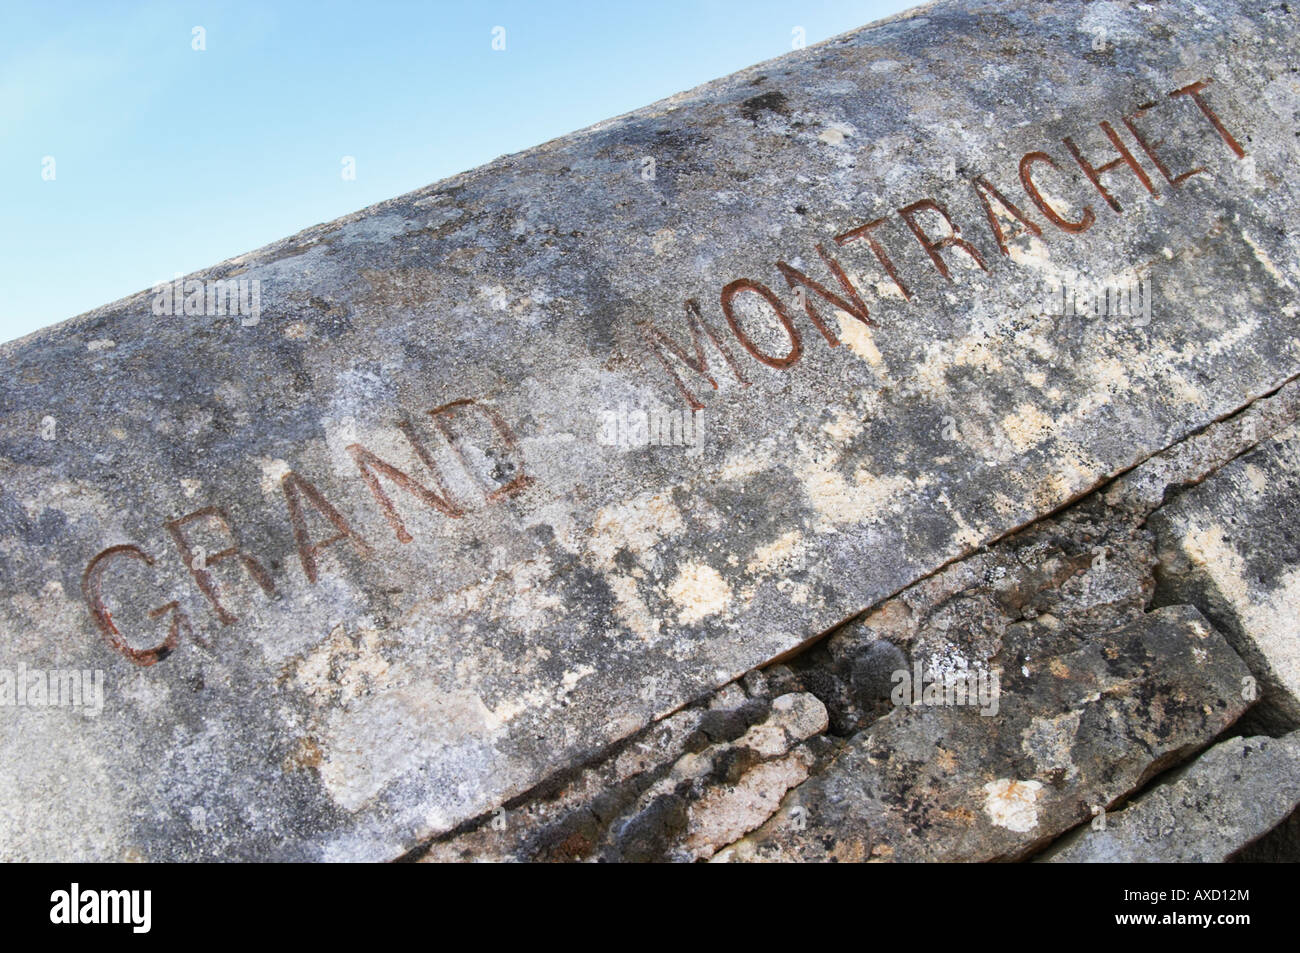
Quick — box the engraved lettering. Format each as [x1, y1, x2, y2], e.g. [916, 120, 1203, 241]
[971, 175, 1043, 257]
[1122, 102, 1206, 187]
[775, 242, 874, 346]
[165, 506, 275, 626]
[834, 217, 912, 300]
[639, 299, 751, 411]
[719, 278, 803, 369]
[1062, 121, 1158, 214]
[1169, 78, 1246, 159]
[82, 545, 190, 667]
[281, 472, 373, 584]
[428, 399, 533, 502]
[897, 199, 989, 279]
[1019, 151, 1096, 233]
[348, 423, 465, 544]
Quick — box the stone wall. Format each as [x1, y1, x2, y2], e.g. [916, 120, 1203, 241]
[412, 380, 1300, 861]
[2, 0, 1299, 861]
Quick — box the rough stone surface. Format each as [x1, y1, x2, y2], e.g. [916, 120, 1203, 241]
[413, 379, 1300, 862]
[415, 687, 830, 862]
[1104, 377, 1300, 518]
[410, 373, 1298, 862]
[2, 0, 1299, 861]
[718, 607, 1250, 862]
[1042, 732, 1300, 862]
[1152, 424, 1300, 730]
[1231, 803, 1300, 861]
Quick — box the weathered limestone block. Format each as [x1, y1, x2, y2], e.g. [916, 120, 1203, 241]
[769, 477, 1162, 738]
[1105, 377, 1300, 518]
[1152, 424, 1300, 730]
[717, 607, 1251, 862]
[417, 687, 830, 862]
[1042, 732, 1300, 862]
[2, 0, 1298, 860]
[418, 391, 1293, 862]
[1231, 803, 1300, 861]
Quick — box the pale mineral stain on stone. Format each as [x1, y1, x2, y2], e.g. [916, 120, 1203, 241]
[717, 450, 769, 483]
[1001, 402, 1055, 453]
[1006, 234, 1054, 269]
[255, 456, 293, 495]
[560, 665, 595, 694]
[799, 448, 916, 530]
[937, 492, 985, 550]
[588, 491, 683, 567]
[834, 310, 887, 369]
[912, 331, 1007, 397]
[319, 684, 497, 813]
[1165, 371, 1209, 412]
[651, 228, 676, 255]
[746, 531, 804, 575]
[588, 491, 687, 638]
[822, 407, 860, 442]
[667, 562, 732, 624]
[1202, 314, 1262, 360]
[873, 278, 907, 299]
[19, 479, 113, 527]
[479, 285, 509, 311]
[1181, 524, 1300, 704]
[818, 124, 850, 146]
[291, 624, 391, 707]
[983, 778, 1044, 833]
[608, 573, 663, 643]
[1240, 229, 1290, 287]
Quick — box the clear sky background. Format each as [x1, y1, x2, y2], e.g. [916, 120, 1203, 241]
[1, 0, 914, 344]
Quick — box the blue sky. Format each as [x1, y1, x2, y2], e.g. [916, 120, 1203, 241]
[1, 0, 912, 344]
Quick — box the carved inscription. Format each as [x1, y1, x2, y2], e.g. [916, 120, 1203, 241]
[84, 399, 529, 665]
[638, 78, 1247, 409]
[82, 77, 1248, 667]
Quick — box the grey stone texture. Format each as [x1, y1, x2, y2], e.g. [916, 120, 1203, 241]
[1152, 425, 1300, 731]
[416, 378, 1300, 863]
[1042, 732, 1300, 862]
[720, 607, 1250, 862]
[1, 0, 1298, 860]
